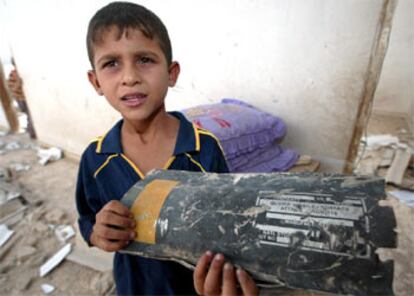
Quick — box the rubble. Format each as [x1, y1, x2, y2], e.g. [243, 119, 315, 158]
[39, 243, 72, 277]
[41, 283, 55, 294]
[389, 190, 414, 207]
[0, 224, 14, 247]
[0, 132, 106, 295]
[356, 131, 414, 191]
[54, 225, 75, 243]
[37, 147, 63, 165]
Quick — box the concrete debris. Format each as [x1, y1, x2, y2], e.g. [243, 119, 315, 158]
[54, 225, 75, 243]
[389, 190, 414, 208]
[41, 283, 55, 294]
[0, 224, 14, 247]
[356, 130, 414, 191]
[379, 148, 395, 168]
[39, 243, 72, 277]
[38, 147, 63, 165]
[363, 134, 399, 150]
[385, 148, 412, 185]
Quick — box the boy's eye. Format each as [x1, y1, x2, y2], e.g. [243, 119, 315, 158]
[102, 60, 117, 68]
[138, 57, 153, 64]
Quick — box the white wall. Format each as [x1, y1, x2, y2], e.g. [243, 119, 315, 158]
[1, 0, 386, 171]
[373, 0, 414, 130]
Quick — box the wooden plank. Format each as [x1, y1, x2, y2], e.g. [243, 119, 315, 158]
[385, 148, 412, 185]
[344, 0, 398, 173]
[0, 62, 19, 132]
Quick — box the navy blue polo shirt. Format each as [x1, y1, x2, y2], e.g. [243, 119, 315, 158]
[76, 111, 229, 295]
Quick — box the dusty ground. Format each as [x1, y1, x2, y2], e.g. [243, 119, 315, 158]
[0, 132, 113, 295]
[0, 112, 413, 295]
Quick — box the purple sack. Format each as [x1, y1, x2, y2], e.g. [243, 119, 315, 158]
[183, 99, 287, 159]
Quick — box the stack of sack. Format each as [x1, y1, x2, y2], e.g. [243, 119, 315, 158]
[182, 99, 299, 173]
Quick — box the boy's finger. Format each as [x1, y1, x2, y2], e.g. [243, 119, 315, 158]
[94, 223, 136, 241]
[97, 210, 136, 229]
[99, 238, 130, 252]
[103, 200, 132, 217]
[237, 268, 259, 296]
[194, 251, 213, 295]
[221, 263, 237, 296]
[203, 253, 225, 295]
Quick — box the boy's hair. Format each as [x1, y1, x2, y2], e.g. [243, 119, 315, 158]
[86, 1, 172, 67]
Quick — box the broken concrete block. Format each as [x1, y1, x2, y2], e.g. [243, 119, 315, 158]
[39, 243, 71, 277]
[121, 170, 396, 295]
[54, 225, 75, 243]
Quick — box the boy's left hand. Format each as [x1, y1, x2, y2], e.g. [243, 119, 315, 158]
[194, 251, 259, 296]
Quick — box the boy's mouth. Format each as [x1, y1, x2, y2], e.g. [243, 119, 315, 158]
[121, 93, 147, 107]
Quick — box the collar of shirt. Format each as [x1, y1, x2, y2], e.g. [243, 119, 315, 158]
[95, 111, 201, 156]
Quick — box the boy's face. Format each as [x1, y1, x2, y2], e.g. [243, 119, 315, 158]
[88, 27, 179, 123]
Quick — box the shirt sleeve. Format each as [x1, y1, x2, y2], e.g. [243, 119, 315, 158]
[75, 152, 98, 245]
[211, 140, 230, 173]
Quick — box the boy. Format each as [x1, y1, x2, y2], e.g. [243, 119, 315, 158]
[76, 2, 258, 295]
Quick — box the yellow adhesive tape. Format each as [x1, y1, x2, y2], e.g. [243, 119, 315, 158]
[130, 179, 179, 244]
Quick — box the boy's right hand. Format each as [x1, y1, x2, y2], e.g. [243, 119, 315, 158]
[90, 200, 136, 252]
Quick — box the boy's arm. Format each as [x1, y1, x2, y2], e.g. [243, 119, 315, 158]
[75, 155, 136, 251]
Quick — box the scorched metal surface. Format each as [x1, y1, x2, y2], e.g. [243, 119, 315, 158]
[120, 170, 396, 295]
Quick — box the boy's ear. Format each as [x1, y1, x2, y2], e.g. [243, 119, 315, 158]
[87, 70, 103, 95]
[168, 61, 180, 87]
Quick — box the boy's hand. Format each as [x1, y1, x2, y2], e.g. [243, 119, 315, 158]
[194, 251, 259, 296]
[90, 200, 136, 252]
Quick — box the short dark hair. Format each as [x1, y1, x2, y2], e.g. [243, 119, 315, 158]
[86, 1, 172, 67]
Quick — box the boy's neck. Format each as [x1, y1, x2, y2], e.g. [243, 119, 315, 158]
[121, 109, 178, 144]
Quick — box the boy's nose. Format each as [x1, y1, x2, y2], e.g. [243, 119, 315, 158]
[122, 65, 141, 86]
